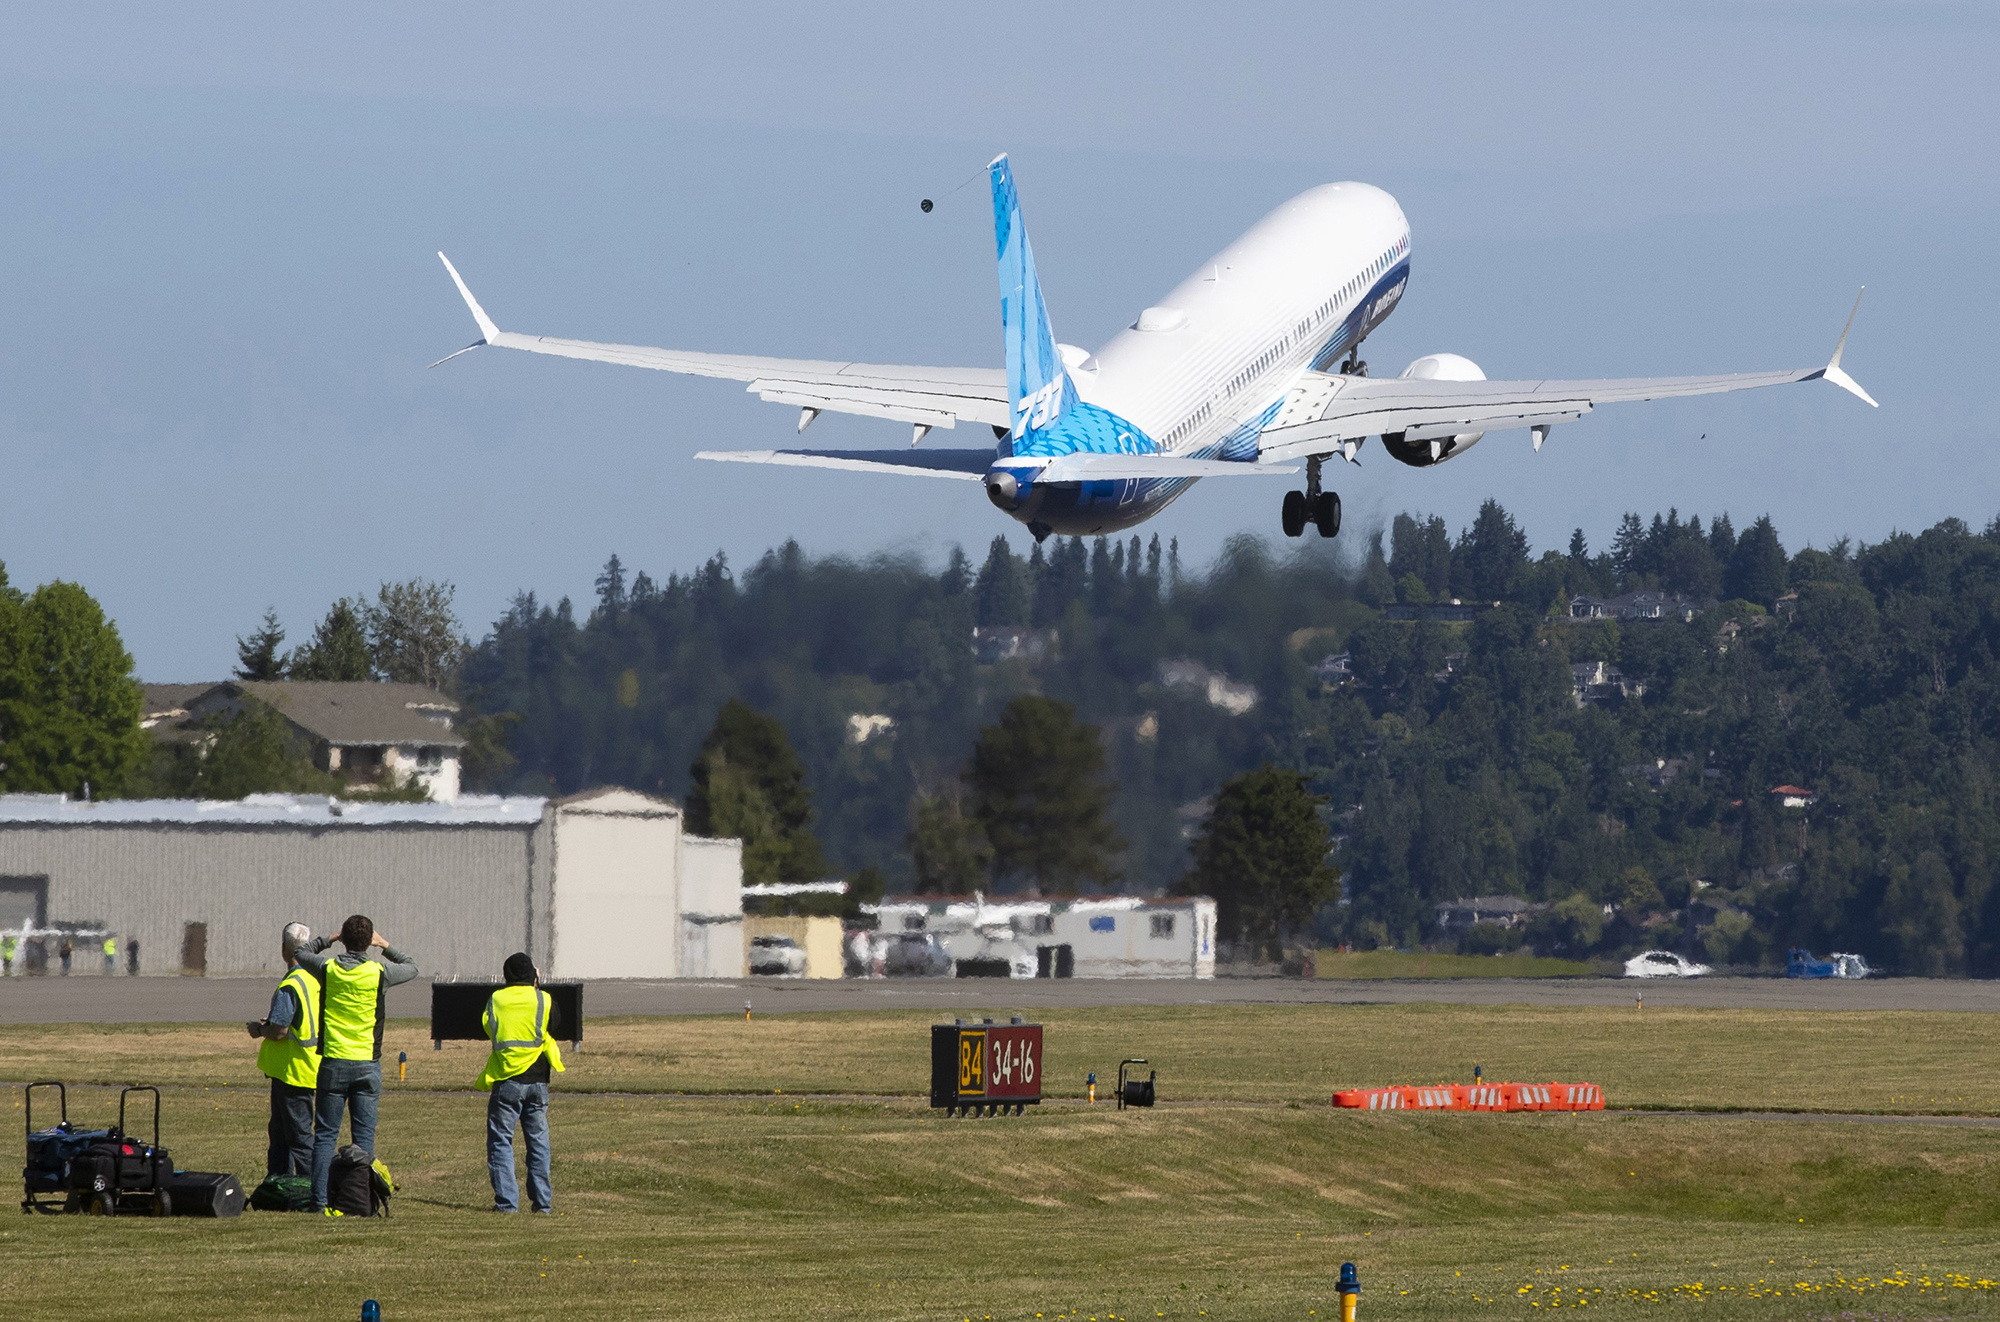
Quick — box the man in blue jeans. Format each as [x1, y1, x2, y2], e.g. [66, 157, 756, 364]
[295, 914, 419, 1215]
[476, 952, 564, 1212]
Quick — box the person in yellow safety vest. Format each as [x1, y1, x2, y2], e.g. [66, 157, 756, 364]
[1, 933, 15, 976]
[102, 934, 116, 975]
[477, 952, 564, 1213]
[246, 922, 320, 1177]
[294, 914, 419, 1216]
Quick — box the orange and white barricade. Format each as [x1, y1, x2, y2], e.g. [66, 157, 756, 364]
[1556, 1081, 1603, 1110]
[1333, 1081, 1603, 1112]
[1463, 1083, 1507, 1111]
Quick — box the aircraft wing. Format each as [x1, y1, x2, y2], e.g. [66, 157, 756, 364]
[693, 449, 1300, 483]
[436, 254, 1009, 432]
[1260, 292, 1876, 463]
[693, 449, 995, 480]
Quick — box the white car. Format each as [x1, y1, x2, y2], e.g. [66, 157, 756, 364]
[748, 935, 808, 977]
[1623, 949, 1712, 978]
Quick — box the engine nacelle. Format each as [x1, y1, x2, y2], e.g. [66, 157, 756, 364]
[1381, 353, 1487, 467]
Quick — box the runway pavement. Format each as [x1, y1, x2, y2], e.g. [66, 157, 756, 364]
[3, 971, 1997, 1025]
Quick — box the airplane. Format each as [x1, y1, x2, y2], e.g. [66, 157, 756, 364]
[435, 154, 1874, 543]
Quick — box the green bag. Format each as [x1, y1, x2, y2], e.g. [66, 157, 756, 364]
[248, 1173, 314, 1212]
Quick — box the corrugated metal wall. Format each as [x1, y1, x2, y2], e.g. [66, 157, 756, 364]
[0, 820, 548, 979]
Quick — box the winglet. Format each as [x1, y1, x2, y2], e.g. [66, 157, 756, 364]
[438, 252, 500, 344]
[1820, 287, 1878, 408]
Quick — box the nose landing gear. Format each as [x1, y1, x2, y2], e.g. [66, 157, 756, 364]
[1281, 455, 1341, 539]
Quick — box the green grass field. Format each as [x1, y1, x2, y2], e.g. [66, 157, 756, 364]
[10, 1002, 1998, 1113]
[6, 1004, 1998, 1320]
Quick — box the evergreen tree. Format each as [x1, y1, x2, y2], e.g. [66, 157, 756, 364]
[594, 554, 627, 614]
[941, 546, 971, 597]
[965, 695, 1123, 889]
[234, 609, 288, 680]
[289, 599, 375, 681]
[1727, 515, 1789, 605]
[1186, 765, 1341, 959]
[687, 699, 827, 884]
[1609, 512, 1647, 586]
[1454, 499, 1529, 601]
[1708, 512, 1738, 566]
[1357, 531, 1395, 607]
[975, 536, 1029, 627]
[1390, 513, 1452, 600]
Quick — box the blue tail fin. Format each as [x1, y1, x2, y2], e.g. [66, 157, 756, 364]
[990, 154, 1075, 444]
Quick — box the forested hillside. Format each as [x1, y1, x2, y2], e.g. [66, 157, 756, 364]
[459, 504, 2000, 975]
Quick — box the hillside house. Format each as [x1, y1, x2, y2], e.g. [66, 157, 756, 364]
[144, 681, 466, 800]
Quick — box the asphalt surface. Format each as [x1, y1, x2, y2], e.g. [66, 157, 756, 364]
[3, 972, 1997, 1025]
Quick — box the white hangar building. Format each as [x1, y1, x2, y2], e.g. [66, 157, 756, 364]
[0, 787, 743, 980]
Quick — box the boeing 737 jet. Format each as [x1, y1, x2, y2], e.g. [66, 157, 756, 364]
[436, 155, 1873, 542]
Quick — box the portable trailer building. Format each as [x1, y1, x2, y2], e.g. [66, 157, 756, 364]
[0, 787, 743, 980]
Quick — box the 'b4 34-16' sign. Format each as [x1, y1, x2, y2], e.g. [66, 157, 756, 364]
[930, 1020, 1043, 1115]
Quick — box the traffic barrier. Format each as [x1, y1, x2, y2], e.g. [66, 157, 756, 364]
[1331, 1081, 1603, 1112]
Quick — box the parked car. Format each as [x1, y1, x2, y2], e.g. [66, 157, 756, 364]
[883, 932, 953, 977]
[748, 934, 807, 977]
[1622, 949, 1712, 978]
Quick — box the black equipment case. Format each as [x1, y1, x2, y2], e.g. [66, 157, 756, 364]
[166, 1170, 246, 1218]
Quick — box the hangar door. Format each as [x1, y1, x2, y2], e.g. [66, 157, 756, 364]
[0, 876, 48, 932]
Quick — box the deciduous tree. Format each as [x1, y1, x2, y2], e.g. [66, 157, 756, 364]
[0, 580, 148, 796]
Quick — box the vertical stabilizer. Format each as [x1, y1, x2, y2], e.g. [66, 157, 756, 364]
[990, 154, 1075, 445]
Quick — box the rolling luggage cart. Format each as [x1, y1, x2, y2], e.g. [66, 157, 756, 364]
[65, 1086, 174, 1217]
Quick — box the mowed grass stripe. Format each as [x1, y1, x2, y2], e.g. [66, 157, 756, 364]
[6, 1003, 1997, 1114]
[4, 1087, 1999, 1322]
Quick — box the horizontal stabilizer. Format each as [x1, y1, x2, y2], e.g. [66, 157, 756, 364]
[693, 449, 993, 480]
[1032, 454, 1298, 482]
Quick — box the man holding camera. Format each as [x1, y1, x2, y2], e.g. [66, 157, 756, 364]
[294, 914, 418, 1216]
[246, 922, 320, 1178]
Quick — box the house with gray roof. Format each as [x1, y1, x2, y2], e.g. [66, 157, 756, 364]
[143, 681, 467, 800]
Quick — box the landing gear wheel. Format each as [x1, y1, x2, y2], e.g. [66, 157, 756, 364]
[1314, 491, 1342, 538]
[1281, 490, 1307, 538]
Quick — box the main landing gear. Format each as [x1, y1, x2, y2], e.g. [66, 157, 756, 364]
[1281, 455, 1341, 539]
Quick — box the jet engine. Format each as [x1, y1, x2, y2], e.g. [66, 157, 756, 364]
[1380, 353, 1487, 467]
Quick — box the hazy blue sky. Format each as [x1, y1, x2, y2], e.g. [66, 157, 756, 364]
[2, 3, 1995, 679]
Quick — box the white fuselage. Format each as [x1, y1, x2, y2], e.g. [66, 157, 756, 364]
[1015, 184, 1411, 535]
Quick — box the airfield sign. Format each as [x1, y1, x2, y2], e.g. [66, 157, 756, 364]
[931, 1020, 1043, 1115]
